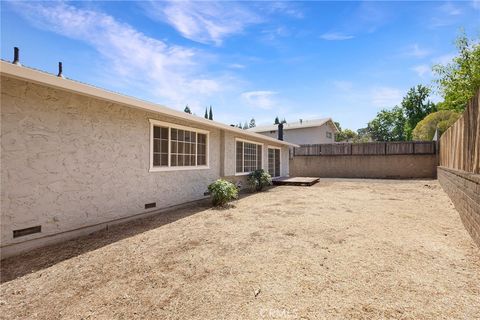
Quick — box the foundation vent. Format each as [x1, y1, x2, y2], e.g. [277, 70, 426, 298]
[13, 226, 41, 238]
[145, 202, 156, 209]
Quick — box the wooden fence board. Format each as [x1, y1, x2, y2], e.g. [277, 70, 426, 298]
[294, 141, 436, 156]
[439, 91, 480, 174]
[352, 142, 386, 155]
[387, 142, 413, 154]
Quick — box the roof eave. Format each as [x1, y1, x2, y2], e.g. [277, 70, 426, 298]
[0, 61, 297, 147]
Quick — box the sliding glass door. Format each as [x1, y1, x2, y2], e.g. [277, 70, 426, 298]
[268, 147, 281, 177]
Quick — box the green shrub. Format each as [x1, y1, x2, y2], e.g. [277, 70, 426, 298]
[208, 179, 238, 206]
[412, 110, 460, 141]
[247, 169, 272, 192]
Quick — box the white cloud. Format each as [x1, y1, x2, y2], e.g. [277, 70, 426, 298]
[402, 44, 431, 58]
[9, 1, 223, 106]
[429, 2, 465, 28]
[241, 91, 278, 109]
[432, 53, 456, 65]
[320, 32, 354, 41]
[473, 0, 480, 10]
[412, 64, 431, 77]
[333, 81, 354, 91]
[439, 2, 463, 16]
[228, 63, 246, 69]
[145, 1, 262, 46]
[371, 87, 403, 108]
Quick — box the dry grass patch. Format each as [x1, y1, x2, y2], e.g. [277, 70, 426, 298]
[1, 179, 479, 319]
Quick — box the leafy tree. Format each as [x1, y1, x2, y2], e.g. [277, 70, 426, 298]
[184, 105, 192, 114]
[356, 128, 371, 142]
[249, 118, 256, 128]
[433, 32, 480, 112]
[339, 129, 358, 142]
[401, 85, 436, 140]
[274, 116, 280, 125]
[367, 106, 406, 141]
[209, 106, 213, 120]
[204, 108, 208, 119]
[412, 110, 460, 141]
[334, 121, 342, 131]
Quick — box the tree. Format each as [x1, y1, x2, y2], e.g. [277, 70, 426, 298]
[334, 122, 342, 131]
[433, 32, 480, 112]
[281, 118, 287, 124]
[274, 116, 280, 125]
[204, 108, 208, 119]
[367, 106, 406, 141]
[184, 105, 192, 114]
[243, 122, 248, 130]
[336, 129, 358, 142]
[412, 110, 460, 141]
[356, 128, 371, 142]
[401, 85, 436, 140]
[249, 118, 256, 128]
[208, 106, 213, 120]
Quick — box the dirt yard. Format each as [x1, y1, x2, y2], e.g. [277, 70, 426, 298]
[1, 179, 479, 319]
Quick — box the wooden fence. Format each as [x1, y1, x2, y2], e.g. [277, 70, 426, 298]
[439, 91, 480, 174]
[293, 141, 436, 156]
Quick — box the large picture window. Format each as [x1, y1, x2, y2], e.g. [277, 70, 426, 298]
[150, 120, 208, 171]
[236, 139, 262, 174]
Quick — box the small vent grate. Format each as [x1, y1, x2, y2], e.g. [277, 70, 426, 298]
[145, 202, 156, 209]
[13, 226, 41, 238]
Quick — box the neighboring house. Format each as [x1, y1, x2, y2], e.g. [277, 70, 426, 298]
[248, 118, 339, 145]
[0, 61, 297, 258]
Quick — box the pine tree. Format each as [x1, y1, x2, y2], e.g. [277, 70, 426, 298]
[274, 116, 280, 125]
[184, 105, 192, 114]
[209, 106, 213, 120]
[249, 118, 256, 128]
[243, 122, 248, 129]
[204, 107, 208, 119]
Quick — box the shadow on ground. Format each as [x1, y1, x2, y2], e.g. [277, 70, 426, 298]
[1, 200, 217, 283]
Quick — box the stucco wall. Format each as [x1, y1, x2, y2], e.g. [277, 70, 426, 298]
[290, 154, 437, 178]
[222, 130, 289, 184]
[438, 167, 480, 247]
[256, 124, 335, 145]
[1, 76, 291, 257]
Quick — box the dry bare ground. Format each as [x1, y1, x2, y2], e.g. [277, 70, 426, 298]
[1, 179, 479, 319]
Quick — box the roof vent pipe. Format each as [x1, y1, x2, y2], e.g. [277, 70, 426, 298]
[12, 47, 21, 65]
[278, 123, 284, 141]
[57, 62, 64, 78]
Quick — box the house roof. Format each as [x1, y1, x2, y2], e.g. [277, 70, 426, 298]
[0, 61, 298, 147]
[248, 118, 339, 133]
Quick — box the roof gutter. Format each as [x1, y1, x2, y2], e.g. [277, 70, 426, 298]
[0, 61, 298, 148]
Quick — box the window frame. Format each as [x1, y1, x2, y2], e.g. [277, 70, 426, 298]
[235, 138, 263, 176]
[326, 131, 332, 139]
[149, 119, 209, 172]
[267, 145, 281, 178]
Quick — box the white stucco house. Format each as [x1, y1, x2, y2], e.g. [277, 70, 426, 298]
[248, 118, 339, 145]
[0, 61, 297, 258]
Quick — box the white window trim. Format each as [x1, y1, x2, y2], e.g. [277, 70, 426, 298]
[267, 145, 281, 178]
[149, 119, 210, 172]
[235, 138, 263, 176]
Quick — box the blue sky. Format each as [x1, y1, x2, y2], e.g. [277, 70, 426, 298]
[1, 1, 479, 130]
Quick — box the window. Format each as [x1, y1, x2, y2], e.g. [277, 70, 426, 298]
[236, 139, 262, 174]
[268, 147, 281, 177]
[326, 131, 332, 139]
[150, 120, 208, 171]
